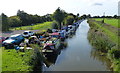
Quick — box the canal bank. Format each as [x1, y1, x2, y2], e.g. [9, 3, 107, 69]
[87, 19, 120, 72]
[43, 20, 111, 71]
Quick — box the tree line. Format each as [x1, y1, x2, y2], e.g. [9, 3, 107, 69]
[91, 15, 120, 19]
[1, 10, 52, 31]
[1, 8, 81, 31]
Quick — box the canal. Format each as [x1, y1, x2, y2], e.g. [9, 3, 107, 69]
[42, 20, 111, 71]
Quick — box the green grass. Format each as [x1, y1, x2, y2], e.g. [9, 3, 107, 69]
[0, 48, 2, 72]
[90, 20, 118, 44]
[2, 48, 33, 71]
[94, 18, 119, 28]
[10, 22, 53, 31]
[88, 19, 120, 73]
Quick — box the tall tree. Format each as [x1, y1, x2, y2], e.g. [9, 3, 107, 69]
[65, 15, 74, 26]
[9, 16, 22, 27]
[1, 13, 9, 31]
[17, 10, 29, 26]
[77, 13, 79, 17]
[52, 7, 65, 29]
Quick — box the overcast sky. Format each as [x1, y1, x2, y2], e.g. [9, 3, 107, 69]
[0, 0, 119, 17]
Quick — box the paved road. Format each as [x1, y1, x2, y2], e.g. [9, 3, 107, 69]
[1, 30, 40, 37]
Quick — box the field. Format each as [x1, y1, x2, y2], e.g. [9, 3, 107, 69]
[93, 18, 119, 28]
[10, 22, 53, 31]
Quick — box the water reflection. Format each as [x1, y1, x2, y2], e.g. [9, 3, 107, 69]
[90, 49, 112, 70]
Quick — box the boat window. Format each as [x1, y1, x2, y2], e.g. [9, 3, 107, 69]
[23, 32, 28, 35]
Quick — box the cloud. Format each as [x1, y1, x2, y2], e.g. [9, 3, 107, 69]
[93, 3, 103, 6]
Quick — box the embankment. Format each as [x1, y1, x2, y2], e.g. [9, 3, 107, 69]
[87, 19, 120, 72]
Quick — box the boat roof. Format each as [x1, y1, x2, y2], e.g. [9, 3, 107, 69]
[62, 26, 68, 30]
[10, 34, 21, 37]
[52, 33, 59, 35]
[68, 25, 72, 27]
[24, 30, 32, 32]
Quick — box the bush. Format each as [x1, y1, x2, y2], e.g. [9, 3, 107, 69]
[47, 29, 52, 33]
[52, 21, 59, 29]
[64, 15, 74, 25]
[110, 49, 120, 59]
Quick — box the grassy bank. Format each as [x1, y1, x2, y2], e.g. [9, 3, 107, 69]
[2, 45, 43, 72]
[87, 19, 120, 72]
[0, 49, 2, 73]
[10, 22, 53, 31]
[2, 48, 32, 71]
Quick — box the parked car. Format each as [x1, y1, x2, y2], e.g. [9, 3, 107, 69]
[22, 31, 34, 37]
[0, 36, 6, 44]
[3, 34, 24, 48]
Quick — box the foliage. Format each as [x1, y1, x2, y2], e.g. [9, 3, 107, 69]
[52, 21, 59, 29]
[16, 10, 52, 27]
[109, 49, 120, 59]
[52, 7, 65, 29]
[47, 29, 52, 33]
[1, 13, 9, 31]
[9, 16, 22, 27]
[64, 15, 74, 25]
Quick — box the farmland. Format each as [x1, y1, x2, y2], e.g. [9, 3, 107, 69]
[10, 22, 53, 31]
[93, 18, 119, 28]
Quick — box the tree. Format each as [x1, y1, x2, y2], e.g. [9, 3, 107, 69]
[1, 13, 9, 31]
[77, 13, 79, 17]
[9, 16, 22, 27]
[17, 10, 28, 26]
[52, 21, 59, 29]
[81, 14, 87, 19]
[114, 15, 117, 18]
[64, 15, 74, 26]
[52, 7, 65, 29]
[87, 14, 91, 18]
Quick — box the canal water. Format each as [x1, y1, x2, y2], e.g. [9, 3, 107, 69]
[43, 20, 111, 71]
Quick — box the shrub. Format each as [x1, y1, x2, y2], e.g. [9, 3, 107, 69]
[64, 15, 74, 25]
[52, 21, 59, 29]
[47, 29, 53, 33]
[110, 49, 120, 59]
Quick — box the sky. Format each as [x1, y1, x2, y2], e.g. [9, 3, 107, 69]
[0, 0, 119, 17]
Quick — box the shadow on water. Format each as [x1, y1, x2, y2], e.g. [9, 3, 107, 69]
[43, 41, 68, 68]
[90, 49, 112, 70]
